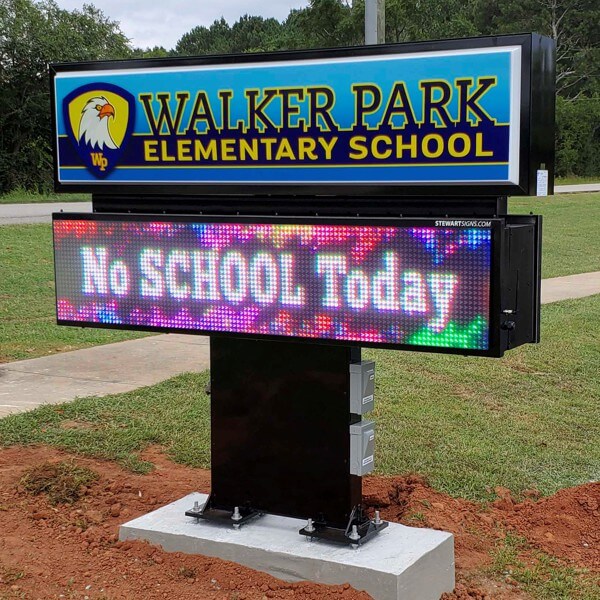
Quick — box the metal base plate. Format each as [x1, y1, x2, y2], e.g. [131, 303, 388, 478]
[299, 519, 389, 546]
[185, 495, 261, 528]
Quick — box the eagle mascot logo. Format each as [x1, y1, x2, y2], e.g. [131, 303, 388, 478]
[63, 83, 135, 178]
[78, 96, 119, 151]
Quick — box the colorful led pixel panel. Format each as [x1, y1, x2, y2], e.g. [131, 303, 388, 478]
[53, 216, 493, 351]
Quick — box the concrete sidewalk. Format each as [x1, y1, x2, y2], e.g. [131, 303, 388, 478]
[554, 183, 600, 194]
[0, 202, 91, 225]
[0, 271, 599, 418]
[0, 335, 209, 418]
[541, 271, 600, 303]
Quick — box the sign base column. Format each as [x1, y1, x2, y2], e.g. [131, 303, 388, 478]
[198, 336, 365, 534]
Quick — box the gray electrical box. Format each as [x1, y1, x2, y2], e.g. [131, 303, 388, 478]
[349, 420, 375, 476]
[349, 361, 375, 414]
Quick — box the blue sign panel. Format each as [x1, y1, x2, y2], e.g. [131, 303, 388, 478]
[53, 45, 524, 188]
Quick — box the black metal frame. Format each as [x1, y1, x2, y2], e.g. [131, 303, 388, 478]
[186, 337, 381, 545]
[499, 214, 543, 351]
[185, 492, 262, 527]
[52, 211, 504, 357]
[91, 194, 509, 218]
[298, 504, 389, 545]
[49, 33, 555, 199]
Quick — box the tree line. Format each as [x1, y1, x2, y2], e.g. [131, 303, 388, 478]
[1, 0, 598, 193]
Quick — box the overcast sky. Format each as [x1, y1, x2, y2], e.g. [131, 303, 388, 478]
[54, 1, 309, 50]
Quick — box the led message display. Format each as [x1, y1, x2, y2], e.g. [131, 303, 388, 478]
[53, 216, 493, 351]
[52, 39, 535, 192]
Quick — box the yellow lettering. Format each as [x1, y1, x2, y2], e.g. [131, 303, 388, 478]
[298, 137, 318, 160]
[349, 136, 368, 160]
[448, 133, 471, 158]
[422, 134, 444, 159]
[221, 139, 237, 161]
[194, 139, 217, 161]
[144, 140, 159, 162]
[475, 132, 493, 157]
[395, 135, 418, 159]
[372, 135, 392, 159]
[160, 139, 176, 162]
[177, 139, 192, 162]
[261, 138, 277, 160]
[275, 138, 296, 160]
[352, 84, 381, 128]
[318, 137, 338, 160]
[239, 139, 258, 161]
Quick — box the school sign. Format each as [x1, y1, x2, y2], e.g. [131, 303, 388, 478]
[51, 34, 555, 197]
[49, 35, 553, 553]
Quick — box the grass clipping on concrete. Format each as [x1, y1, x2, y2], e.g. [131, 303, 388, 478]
[19, 461, 98, 505]
[1, 294, 598, 502]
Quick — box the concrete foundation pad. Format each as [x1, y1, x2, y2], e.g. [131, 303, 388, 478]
[120, 493, 454, 600]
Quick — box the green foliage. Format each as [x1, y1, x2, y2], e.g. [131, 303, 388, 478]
[555, 96, 600, 177]
[175, 15, 283, 55]
[1, 0, 599, 194]
[474, 0, 600, 99]
[383, 0, 478, 43]
[277, 0, 361, 50]
[129, 46, 170, 59]
[0, 188, 88, 203]
[0, 0, 131, 193]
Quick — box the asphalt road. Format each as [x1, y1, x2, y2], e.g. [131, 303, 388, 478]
[0, 201, 91, 226]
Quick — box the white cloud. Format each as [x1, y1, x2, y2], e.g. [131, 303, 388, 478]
[54, 1, 309, 49]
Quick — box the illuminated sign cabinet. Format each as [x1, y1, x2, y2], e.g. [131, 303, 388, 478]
[50, 34, 553, 544]
[51, 34, 554, 198]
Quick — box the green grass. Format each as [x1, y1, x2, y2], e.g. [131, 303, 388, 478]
[0, 177, 596, 203]
[510, 192, 600, 278]
[554, 175, 600, 186]
[0, 189, 90, 204]
[0, 224, 147, 362]
[1, 295, 598, 501]
[0, 372, 211, 473]
[367, 294, 600, 500]
[490, 533, 599, 599]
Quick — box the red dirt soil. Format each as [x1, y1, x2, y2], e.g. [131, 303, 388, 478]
[0, 446, 597, 599]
